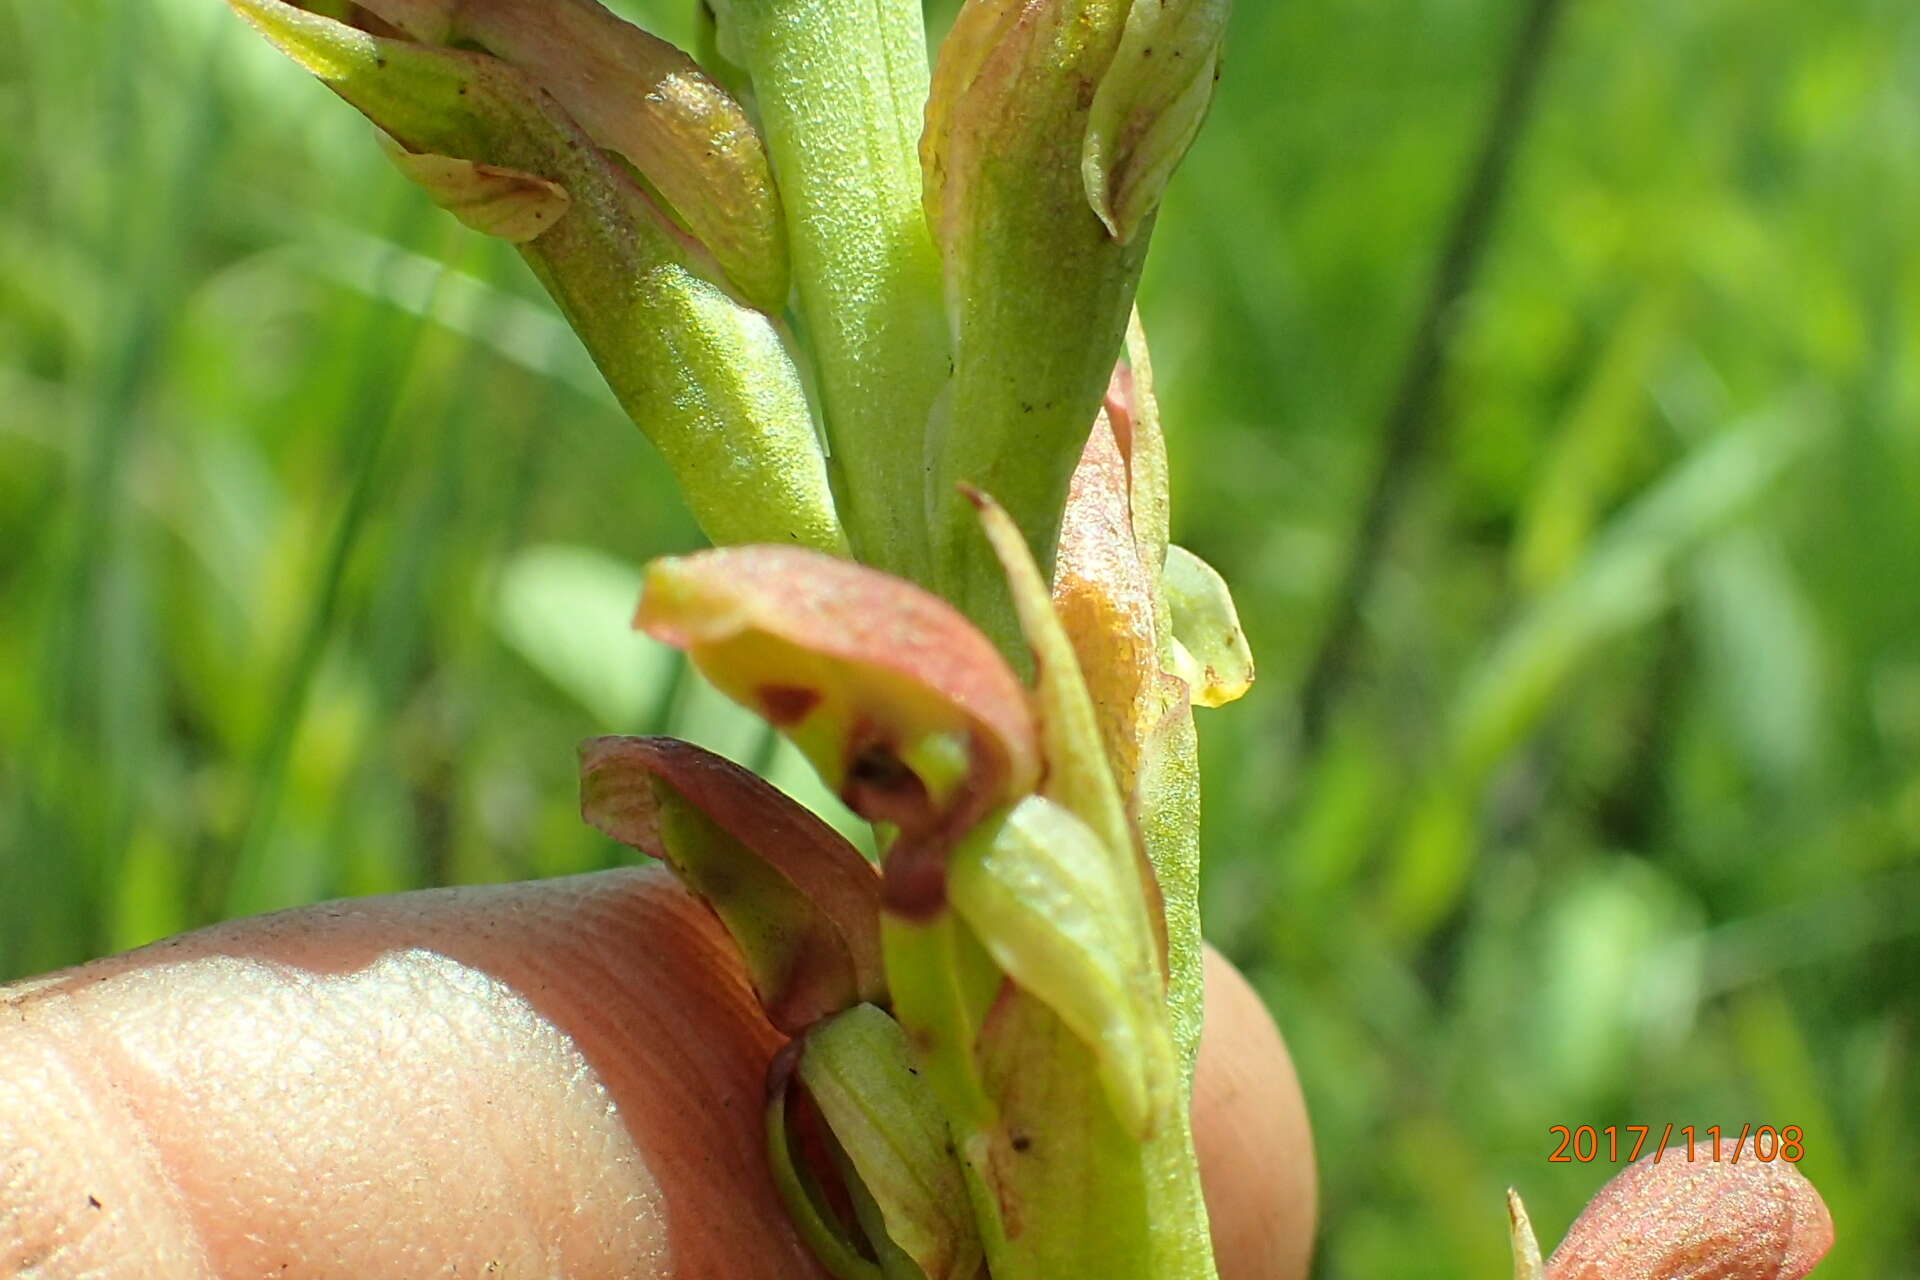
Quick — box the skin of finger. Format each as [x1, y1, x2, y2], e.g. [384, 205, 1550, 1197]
[0, 868, 1314, 1279]
[1194, 947, 1319, 1280]
[0, 868, 829, 1280]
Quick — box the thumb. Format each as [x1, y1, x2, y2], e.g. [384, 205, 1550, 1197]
[2, 867, 813, 1278]
[1, 867, 1314, 1278]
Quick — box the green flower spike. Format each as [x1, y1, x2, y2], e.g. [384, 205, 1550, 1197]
[627, 527, 1215, 1278]
[226, 0, 842, 553]
[224, 1, 1258, 1274]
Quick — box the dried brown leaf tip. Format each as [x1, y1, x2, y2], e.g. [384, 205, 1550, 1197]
[1054, 403, 1164, 790]
[1546, 1152, 1834, 1280]
[635, 547, 1041, 914]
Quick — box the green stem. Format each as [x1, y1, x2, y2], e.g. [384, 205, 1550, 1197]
[722, 0, 950, 584]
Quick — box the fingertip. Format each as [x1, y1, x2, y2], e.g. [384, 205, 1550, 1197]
[2, 868, 827, 1279]
[7, 875, 1318, 1280]
[1194, 945, 1319, 1280]
[0, 1016, 212, 1276]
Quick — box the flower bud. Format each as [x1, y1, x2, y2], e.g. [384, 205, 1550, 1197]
[1083, 0, 1230, 243]
[947, 794, 1175, 1138]
[226, 0, 842, 553]
[768, 1005, 984, 1280]
[923, 0, 1230, 641]
[356, 0, 790, 310]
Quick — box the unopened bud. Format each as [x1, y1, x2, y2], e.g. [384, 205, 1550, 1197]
[354, 0, 789, 311]
[227, 0, 841, 552]
[922, 0, 1230, 645]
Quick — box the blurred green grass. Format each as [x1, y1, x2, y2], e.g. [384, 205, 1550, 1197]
[2, 0, 1916, 1274]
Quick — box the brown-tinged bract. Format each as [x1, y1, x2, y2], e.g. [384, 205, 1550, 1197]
[580, 735, 884, 1032]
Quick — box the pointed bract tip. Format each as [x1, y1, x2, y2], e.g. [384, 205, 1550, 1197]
[1509, 1188, 1545, 1280]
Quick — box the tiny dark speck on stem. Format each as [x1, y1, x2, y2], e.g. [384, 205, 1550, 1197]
[1011, 1133, 1032, 1153]
[374, 56, 387, 69]
[87, 1194, 102, 1209]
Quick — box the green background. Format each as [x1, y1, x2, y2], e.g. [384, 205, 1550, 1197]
[3, 0, 1916, 1274]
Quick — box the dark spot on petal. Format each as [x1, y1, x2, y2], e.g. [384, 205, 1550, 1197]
[758, 683, 821, 726]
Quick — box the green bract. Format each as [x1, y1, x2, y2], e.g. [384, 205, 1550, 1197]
[948, 794, 1171, 1138]
[780, 1005, 984, 1280]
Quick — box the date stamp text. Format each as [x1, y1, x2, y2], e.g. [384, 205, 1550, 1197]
[1548, 1125, 1804, 1164]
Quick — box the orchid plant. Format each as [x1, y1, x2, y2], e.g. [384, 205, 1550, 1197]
[218, 1, 1835, 1277]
